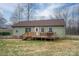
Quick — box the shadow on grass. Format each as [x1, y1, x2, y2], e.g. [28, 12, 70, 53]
[22, 37, 63, 42]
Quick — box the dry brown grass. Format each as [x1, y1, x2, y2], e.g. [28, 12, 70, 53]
[0, 39, 79, 56]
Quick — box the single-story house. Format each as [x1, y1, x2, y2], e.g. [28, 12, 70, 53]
[12, 19, 65, 38]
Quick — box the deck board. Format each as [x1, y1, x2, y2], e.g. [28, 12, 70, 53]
[22, 32, 58, 39]
[23, 35, 58, 39]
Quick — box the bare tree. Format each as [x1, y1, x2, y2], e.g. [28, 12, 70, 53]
[10, 3, 38, 24]
[53, 4, 79, 35]
[0, 12, 6, 28]
[10, 4, 24, 24]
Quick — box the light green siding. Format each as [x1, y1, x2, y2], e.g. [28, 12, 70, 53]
[38, 27, 65, 37]
[51, 27, 65, 37]
[13, 27, 34, 36]
[13, 27, 65, 37]
[13, 27, 25, 36]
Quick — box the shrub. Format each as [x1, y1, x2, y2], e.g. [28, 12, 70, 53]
[0, 32, 11, 36]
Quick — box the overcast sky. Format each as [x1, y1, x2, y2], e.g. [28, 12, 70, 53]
[0, 3, 63, 19]
[0, 3, 17, 19]
[0, 3, 78, 24]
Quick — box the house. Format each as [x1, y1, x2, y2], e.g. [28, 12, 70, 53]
[12, 19, 65, 39]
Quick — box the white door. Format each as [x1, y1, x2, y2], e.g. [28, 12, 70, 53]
[35, 27, 39, 35]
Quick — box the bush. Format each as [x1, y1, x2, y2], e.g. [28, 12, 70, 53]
[0, 32, 11, 36]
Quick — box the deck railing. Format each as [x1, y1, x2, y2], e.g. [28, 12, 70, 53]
[21, 32, 57, 39]
[22, 32, 55, 37]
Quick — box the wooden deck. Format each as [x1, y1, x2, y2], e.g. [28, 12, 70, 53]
[21, 32, 58, 40]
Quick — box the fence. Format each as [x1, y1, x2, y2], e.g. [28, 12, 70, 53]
[0, 35, 21, 39]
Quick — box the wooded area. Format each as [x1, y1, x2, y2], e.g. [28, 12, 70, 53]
[11, 4, 79, 35]
[0, 3, 79, 35]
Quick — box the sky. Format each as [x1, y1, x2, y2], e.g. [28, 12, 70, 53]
[0, 3, 17, 24]
[0, 3, 63, 24]
[0, 3, 78, 25]
[0, 3, 17, 18]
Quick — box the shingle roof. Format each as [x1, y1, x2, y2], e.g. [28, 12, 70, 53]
[12, 19, 64, 27]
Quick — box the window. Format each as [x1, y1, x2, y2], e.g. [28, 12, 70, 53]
[49, 27, 52, 32]
[41, 28, 44, 32]
[25, 28, 31, 32]
[16, 30, 18, 33]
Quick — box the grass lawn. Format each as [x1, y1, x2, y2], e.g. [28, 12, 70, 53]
[0, 39, 79, 56]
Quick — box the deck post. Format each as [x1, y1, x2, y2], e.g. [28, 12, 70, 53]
[41, 38, 42, 41]
[50, 38, 51, 41]
[50, 37, 52, 41]
[53, 37, 55, 41]
[35, 38, 36, 40]
[44, 37, 46, 41]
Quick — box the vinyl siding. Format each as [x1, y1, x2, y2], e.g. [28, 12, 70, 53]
[13, 27, 25, 36]
[13, 27, 65, 37]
